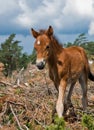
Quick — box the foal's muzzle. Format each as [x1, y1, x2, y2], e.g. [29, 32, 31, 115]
[36, 59, 45, 70]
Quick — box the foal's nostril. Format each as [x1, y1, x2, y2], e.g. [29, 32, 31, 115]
[36, 62, 45, 70]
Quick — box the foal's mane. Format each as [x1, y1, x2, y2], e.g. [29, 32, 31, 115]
[39, 29, 63, 53]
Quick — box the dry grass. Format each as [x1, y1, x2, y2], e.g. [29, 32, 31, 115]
[0, 64, 94, 130]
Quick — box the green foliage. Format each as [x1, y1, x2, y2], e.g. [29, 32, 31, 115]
[73, 33, 88, 46]
[19, 53, 30, 69]
[64, 42, 73, 47]
[26, 121, 32, 129]
[81, 42, 94, 55]
[0, 34, 30, 76]
[9, 113, 14, 123]
[30, 48, 36, 64]
[82, 114, 94, 130]
[65, 33, 94, 57]
[14, 88, 22, 95]
[45, 116, 66, 130]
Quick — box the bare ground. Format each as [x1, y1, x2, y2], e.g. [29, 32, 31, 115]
[0, 64, 94, 130]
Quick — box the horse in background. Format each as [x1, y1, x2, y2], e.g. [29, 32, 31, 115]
[31, 26, 94, 118]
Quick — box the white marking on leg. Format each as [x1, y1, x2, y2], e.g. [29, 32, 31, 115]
[56, 85, 64, 117]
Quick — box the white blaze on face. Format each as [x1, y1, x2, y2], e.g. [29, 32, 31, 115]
[37, 40, 40, 45]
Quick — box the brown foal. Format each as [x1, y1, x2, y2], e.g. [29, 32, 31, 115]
[31, 26, 94, 117]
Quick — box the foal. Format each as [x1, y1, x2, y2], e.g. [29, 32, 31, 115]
[31, 26, 94, 118]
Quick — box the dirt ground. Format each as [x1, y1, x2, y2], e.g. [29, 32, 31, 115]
[0, 63, 94, 130]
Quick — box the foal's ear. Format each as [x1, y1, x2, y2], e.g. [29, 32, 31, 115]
[46, 26, 53, 36]
[31, 28, 39, 38]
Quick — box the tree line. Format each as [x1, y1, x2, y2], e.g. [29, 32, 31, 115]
[64, 33, 94, 56]
[0, 34, 31, 76]
[0, 33, 94, 77]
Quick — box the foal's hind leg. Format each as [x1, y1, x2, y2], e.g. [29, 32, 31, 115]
[79, 74, 88, 110]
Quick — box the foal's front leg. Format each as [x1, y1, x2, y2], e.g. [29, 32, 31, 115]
[56, 80, 67, 117]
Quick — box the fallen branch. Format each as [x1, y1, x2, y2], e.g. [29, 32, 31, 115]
[0, 81, 12, 86]
[15, 67, 24, 86]
[23, 125, 29, 130]
[7, 101, 27, 110]
[0, 102, 7, 117]
[34, 119, 46, 128]
[9, 104, 24, 130]
[88, 99, 94, 104]
[75, 107, 94, 117]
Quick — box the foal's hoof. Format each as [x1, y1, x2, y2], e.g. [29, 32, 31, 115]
[64, 102, 73, 112]
[64, 106, 77, 123]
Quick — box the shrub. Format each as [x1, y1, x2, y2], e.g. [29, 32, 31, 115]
[45, 116, 67, 130]
[82, 114, 94, 130]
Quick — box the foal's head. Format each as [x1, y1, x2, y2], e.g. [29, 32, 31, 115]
[31, 26, 53, 70]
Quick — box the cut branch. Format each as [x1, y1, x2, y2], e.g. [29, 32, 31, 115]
[0, 81, 12, 86]
[7, 101, 27, 110]
[9, 104, 24, 130]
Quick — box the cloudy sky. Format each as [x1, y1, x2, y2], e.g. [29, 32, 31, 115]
[0, 0, 94, 54]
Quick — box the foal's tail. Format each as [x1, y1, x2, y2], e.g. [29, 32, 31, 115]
[88, 70, 94, 81]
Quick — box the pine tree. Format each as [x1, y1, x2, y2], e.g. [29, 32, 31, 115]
[0, 34, 27, 76]
[65, 33, 94, 57]
[30, 48, 36, 64]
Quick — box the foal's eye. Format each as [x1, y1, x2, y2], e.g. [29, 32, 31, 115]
[46, 45, 50, 49]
